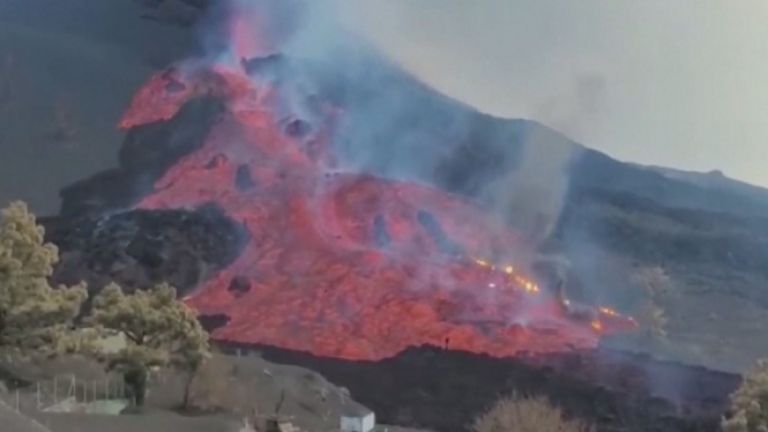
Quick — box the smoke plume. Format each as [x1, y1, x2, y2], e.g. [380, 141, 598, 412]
[197, 0, 582, 248]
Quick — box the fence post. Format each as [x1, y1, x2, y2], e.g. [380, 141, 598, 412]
[68, 375, 75, 400]
[36, 382, 40, 410]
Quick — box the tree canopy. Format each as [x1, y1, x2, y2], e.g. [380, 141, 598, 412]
[0, 201, 87, 354]
[88, 282, 209, 406]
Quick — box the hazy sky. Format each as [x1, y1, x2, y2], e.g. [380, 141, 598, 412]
[331, 1, 768, 186]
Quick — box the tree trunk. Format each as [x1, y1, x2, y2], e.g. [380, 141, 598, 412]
[182, 368, 195, 410]
[124, 366, 148, 407]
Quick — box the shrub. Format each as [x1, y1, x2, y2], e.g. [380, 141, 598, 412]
[723, 359, 768, 432]
[473, 395, 592, 432]
[186, 355, 230, 413]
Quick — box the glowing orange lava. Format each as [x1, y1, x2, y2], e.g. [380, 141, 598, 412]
[120, 61, 635, 360]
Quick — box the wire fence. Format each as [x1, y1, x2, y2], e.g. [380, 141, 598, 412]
[2, 374, 128, 414]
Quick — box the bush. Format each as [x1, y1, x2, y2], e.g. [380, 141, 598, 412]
[473, 395, 592, 432]
[186, 355, 231, 413]
[87, 282, 210, 407]
[723, 359, 768, 432]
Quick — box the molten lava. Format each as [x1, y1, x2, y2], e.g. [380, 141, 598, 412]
[118, 59, 635, 360]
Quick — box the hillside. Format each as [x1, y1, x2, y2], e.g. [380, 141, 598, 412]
[2, 2, 768, 431]
[0, 0, 757, 371]
[0, 351, 390, 432]
[261, 47, 768, 370]
[319, 53, 768, 370]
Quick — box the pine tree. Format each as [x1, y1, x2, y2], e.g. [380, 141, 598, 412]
[0, 201, 87, 354]
[88, 282, 209, 408]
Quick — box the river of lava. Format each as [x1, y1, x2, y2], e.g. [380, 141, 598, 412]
[120, 64, 621, 360]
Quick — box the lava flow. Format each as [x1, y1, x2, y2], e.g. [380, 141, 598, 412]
[117, 50, 635, 360]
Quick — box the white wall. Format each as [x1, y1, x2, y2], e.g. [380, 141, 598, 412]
[341, 412, 375, 432]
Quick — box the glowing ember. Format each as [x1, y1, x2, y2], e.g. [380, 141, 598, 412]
[591, 320, 604, 332]
[117, 53, 635, 360]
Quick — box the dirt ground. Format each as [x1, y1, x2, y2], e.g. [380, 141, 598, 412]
[0, 400, 51, 432]
[0, 351, 422, 432]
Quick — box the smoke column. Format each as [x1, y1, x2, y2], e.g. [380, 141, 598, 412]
[202, 0, 580, 249]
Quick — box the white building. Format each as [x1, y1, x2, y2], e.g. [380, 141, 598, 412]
[340, 404, 376, 432]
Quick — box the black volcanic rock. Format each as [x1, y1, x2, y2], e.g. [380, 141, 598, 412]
[221, 344, 739, 432]
[198, 313, 231, 333]
[135, 0, 209, 28]
[43, 204, 247, 297]
[569, 148, 768, 216]
[557, 188, 768, 280]
[59, 97, 224, 218]
[227, 275, 251, 298]
[235, 164, 256, 191]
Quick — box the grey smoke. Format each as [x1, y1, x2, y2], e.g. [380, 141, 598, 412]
[331, 0, 768, 188]
[533, 72, 608, 144]
[205, 0, 583, 248]
[483, 127, 581, 244]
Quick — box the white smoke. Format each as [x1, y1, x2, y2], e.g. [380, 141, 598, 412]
[204, 0, 582, 245]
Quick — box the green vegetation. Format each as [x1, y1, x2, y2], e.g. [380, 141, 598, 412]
[723, 359, 768, 432]
[473, 395, 591, 432]
[88, 283, 210, 408]
[0, 201, 87, 355]
[0, 201, 210, 410]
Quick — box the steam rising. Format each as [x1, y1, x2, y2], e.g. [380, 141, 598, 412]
[483, 126, 581, 244]
[331, 0, 768, 188]
[208, 0, 580, 246]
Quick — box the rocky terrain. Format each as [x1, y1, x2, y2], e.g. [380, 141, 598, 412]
[42, 204, 248, 298]
[249, 345, 740, 432]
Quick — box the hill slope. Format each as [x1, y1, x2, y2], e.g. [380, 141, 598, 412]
[2, 0, 765, 371]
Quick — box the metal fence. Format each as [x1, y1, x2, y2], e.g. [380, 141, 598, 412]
[2, 374, 127, 413]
